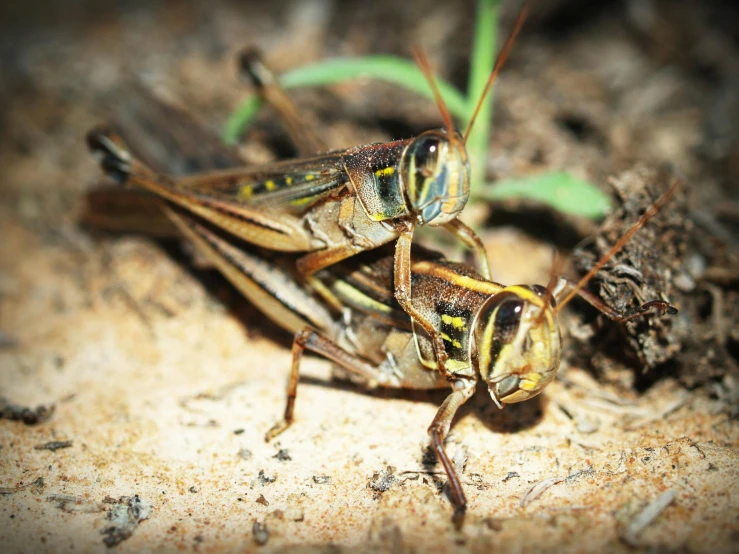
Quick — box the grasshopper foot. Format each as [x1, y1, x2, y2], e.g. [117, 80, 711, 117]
[452, 504, 466, 530]
[618, 299, 678, 323]
[265, 419, 292, 443]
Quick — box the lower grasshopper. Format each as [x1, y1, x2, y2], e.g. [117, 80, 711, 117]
[156, 191, 677, 523]
[86, 11, 528, 378]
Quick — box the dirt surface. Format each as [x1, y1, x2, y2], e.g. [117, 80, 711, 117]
[1, 1, 738, 552]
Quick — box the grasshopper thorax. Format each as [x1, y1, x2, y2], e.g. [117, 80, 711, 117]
[473, 285, 562, 407]
[400, 130, 470, 227]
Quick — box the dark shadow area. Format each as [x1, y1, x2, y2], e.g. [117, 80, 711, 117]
[484, 204, 589, 252]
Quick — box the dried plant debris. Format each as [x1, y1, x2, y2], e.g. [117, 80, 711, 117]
[620, 489, 678, 546]
[47, 494, 104, 514]
[571, 164, 739, 392]
[0, 477, 45, 496]
[0, 397, 55, 425]
[252, 521, 269, 546]
[34, 440, 73, 452]
[100, 495, 153, 547]
[273, 449, 291, 461]
[238, 448, 252, 461]
[572, 165, 688, 370]
[256, 470, 276, 486]
[368, 466, 397, 494]
[519, 476, 565, 507]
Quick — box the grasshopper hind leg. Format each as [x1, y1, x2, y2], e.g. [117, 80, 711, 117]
[238, 47, 328, 157]
[266, 328, 399, 442]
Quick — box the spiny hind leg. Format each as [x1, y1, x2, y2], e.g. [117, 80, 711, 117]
[295, 244, 364, 277]
[266, 327, 397, 441]
[238, 48, 328, 156]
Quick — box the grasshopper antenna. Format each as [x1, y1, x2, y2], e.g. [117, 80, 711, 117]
[555, 179, 681, 314]
[535, 248, 564, 326]
[463, 5, 528, 144]
[413, 48, 457, 142]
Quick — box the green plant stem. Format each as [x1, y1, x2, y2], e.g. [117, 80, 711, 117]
[465, 0, 499, 189]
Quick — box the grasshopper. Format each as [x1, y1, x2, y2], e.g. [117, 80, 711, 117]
[85, 87, 677, 522]
[86, 11, 528, 378]
[158, 193, 677, 523]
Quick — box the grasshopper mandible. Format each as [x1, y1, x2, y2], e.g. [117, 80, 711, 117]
[86, 10, 528, 379]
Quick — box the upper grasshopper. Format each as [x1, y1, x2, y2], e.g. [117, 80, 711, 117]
[86, 11, 527, 378]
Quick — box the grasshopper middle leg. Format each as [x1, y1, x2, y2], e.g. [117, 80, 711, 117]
[266, 328, 399, 441]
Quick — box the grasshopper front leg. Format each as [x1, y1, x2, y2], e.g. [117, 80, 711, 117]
[444, 218, 492, 280]
[395, 228, 453, 377]
[552, 276, 677, 322]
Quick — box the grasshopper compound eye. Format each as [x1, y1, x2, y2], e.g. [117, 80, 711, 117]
[474, 287, 563, 407]
[401, 130, 470, 226]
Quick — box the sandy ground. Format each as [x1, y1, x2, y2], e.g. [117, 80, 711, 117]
[2, 220, 737, 553]
[1, 1, 738, 552]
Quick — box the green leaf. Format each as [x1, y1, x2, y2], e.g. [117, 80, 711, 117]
[474, 171, 612, 219]
[223, 56, 469, 145]
[223, 97, 263, 146]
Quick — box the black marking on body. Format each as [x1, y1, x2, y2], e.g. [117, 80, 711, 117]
[434, 299, 473, 362]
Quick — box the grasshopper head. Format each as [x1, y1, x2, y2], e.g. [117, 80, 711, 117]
[400, 130, 470, 226]
[473, 286, 562, 407]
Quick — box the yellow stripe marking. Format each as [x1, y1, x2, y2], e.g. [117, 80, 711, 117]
[506, 285, 544, 306]
[286, 176, 293, 185]
[441, 314, 466, 330]
[290, 195, 318, 207]
[444, 359, 470, 373]
[239, 185, 253, 199]
[265, 180, 276, 191]
[333, 281, 392, 314]
[374, 167, 395, 177]
[441, 332, 462, 349]
[413, 262, 503, 295]
[520, 373, 541, 391]
[477, 311, 497, 378]
[305, 174, 316, 181]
